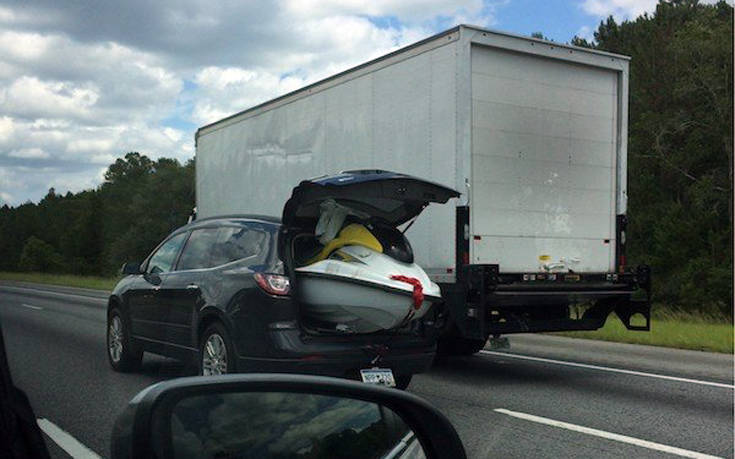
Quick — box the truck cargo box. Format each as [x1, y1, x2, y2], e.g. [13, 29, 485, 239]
[196, 24, 650, 348]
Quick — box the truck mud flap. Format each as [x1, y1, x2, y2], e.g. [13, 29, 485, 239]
[612, 264, 651, 331]
[614, 299, 651, 331]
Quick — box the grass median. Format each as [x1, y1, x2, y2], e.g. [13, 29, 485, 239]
[0, 271, 119, 291]
[555, 310, 733, 354]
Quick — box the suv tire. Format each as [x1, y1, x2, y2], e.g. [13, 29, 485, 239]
[395, 374, 413, 390]
[199, 322, 237, 375]
[107, 308, 143, 372]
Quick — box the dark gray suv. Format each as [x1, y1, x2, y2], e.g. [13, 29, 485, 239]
[106, 170, 458, 389]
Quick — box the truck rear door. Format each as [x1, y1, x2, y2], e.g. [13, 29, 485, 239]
[469, 44, 619, 273]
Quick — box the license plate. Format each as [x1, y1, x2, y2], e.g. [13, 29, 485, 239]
[360, 368, 395, 387]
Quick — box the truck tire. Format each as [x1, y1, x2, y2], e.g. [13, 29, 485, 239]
[438, 336, 487, 356]
[453, 337, 487, 355]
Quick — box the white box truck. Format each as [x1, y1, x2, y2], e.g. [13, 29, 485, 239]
[195, 25, 651, 355]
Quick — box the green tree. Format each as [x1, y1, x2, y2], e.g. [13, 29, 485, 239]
[102, 155, 195, 272]
[0, 151, 195, 276]
[18, 236, 63, 273]
[574, 0, 733, 315]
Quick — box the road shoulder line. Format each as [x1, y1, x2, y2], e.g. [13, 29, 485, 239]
[37, 418, 102, 459]
[481, 350, 734, 389]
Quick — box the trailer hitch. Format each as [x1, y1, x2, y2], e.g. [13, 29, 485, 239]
[363, 344, 389, 366]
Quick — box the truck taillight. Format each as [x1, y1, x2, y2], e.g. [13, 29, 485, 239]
[254, 273, 291, 296]
[616, 215, 627, 274]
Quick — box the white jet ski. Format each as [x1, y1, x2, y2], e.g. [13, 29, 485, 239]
[296, 242, 442, 333]
[281, 170, 459, 334]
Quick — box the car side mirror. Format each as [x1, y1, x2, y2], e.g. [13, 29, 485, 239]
[111, 374, 466, 459]
[121, 262, 141, 275]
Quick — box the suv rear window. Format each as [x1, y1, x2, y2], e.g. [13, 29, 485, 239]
[177, 224, 269, 271]
[177, 228, 219, 270]
[210, 226, 268, 267]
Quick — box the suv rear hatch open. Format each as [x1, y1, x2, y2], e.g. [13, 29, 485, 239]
[279, 170, 459, 334]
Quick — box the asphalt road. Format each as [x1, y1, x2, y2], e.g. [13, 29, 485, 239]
[0, 282, 732, 458]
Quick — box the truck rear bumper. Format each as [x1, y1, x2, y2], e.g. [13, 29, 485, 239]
[483, 294, 651, 334]
[491, 287, 639, 303]
[445, 264, 652, 338]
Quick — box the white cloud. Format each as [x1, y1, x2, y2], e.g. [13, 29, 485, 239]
[283, 0, 484, 21]
[580, 0, 732, 22]
[163, 127, 183, 143]
[0, 0, 495, 204]
[575, 25, 594, 41]
[580, 0, 658, 20]
[32, 118, 71, 129]
[66, 138, 114, 154]
[90, 154, 117, 165]
[0, 168, 22, 203]
[191, 67, 307, 124]
[0, 30, 51, 60]
[8, 147, 49, 159]
[0, 32, 182, 123]
[0, 116, 13, 143]
[46, 167, 107, 196]
[188, 13, 435, 125]
[0, 6, 14, 22]
[1, 76, 99, 121]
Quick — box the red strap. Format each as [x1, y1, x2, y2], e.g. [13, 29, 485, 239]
[390, 275, 424, 310]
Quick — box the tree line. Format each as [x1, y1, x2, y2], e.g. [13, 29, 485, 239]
[0, 0, 731, 316]
[0, 153, 195, 276]
[572, 0, 732, 317]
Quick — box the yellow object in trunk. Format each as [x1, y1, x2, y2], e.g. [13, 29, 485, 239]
[306, 224, 383, 264]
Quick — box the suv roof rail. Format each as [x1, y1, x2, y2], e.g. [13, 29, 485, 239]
[188, 214, 281, 225]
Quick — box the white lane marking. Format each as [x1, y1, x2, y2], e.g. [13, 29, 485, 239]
[480, 350, 734, 389]
[494, 408, 722, 459]
[21, 303, 43, 310]
[37, 418, 102, 459]
[0, 285, 106, 305]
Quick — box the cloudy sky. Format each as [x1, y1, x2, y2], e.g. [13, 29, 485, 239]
[0, 0, 673, 205]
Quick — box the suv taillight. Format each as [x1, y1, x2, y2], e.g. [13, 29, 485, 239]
[254, 273, 291, 296]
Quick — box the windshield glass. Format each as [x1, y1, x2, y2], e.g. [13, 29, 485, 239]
[0, 3, 732, 459]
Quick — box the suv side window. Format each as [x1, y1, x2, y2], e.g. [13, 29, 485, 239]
[210, 225, 268, 267]
[147, 232, 187, 274]
[177, 228, 220, 271]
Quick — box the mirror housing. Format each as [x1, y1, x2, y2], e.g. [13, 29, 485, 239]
[111, 374, 465, 459]
[120, 262, 141, 275]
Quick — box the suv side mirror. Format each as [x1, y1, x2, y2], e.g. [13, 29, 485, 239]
[111, 374, 466, 459]
[121, 262, 141, 275]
